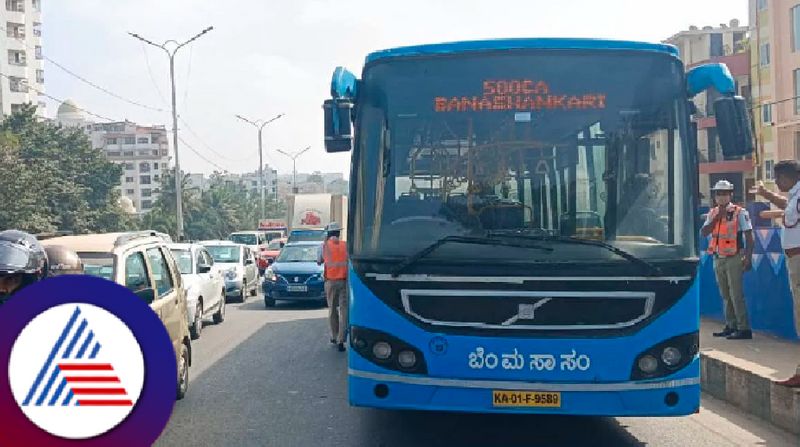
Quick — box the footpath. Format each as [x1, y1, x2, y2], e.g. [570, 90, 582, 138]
[700, 319, 800, 435]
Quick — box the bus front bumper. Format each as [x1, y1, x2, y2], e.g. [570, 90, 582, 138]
[348, 360, 700, 416]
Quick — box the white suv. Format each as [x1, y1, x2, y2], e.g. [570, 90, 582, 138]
[41, 231, 193, 399]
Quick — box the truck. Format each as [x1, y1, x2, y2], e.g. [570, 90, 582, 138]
[322, 38, 753, 416]
[258, 219, 289, 241]
[286, 193, 348, 240]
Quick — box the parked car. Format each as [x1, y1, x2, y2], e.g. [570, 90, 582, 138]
[263, 238, 287, 265]
[201, 241, 259, 302]
[40, 231, 192, 400]
[229, 231, 270, 275]
[169, 243, 226, 339]
[263, 241, 326, 308]
[287, 228, 326, 243]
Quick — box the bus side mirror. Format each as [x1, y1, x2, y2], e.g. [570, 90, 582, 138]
[323, 99, 353, 153]
[714, 95, 754, 158]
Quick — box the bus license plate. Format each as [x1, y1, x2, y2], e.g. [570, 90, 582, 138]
[287, 285, 307, 292]
[492, 391, 561, 408]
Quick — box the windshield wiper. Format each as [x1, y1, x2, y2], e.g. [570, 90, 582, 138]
[486, 230, 663, 276]
[390, 235, 553, 278]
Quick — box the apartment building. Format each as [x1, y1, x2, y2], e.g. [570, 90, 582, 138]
[0, 0, 44, 116]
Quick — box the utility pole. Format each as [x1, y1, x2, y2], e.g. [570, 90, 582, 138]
[277, 147, 311, 194]
[235, 113, 285, 219]
[129, 26, 213, 241]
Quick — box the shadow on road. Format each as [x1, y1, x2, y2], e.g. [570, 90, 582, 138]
[237, 299, 326, 312]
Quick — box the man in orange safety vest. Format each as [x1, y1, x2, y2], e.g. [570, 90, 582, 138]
[318, 222, 349, 352]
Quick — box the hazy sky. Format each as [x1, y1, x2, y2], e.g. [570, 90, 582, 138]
[43, 0, 748, 177]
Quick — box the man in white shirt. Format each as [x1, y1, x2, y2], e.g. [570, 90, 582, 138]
[756, 160, 800, 388]
[701, 180, 754, 340]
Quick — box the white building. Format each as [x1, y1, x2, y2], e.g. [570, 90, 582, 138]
[0, 0, 45, 117]
[55, 101, 171, 214]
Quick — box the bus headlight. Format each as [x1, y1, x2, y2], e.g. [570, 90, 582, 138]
[638, 355, 659, 374]
[372, 342, 392, 360]
[661, 347, 682, 367]
[397, 350, 417, 369]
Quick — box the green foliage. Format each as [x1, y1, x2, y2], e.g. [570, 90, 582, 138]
[144, 170, 286, 241]
[0, 104, 135, 233]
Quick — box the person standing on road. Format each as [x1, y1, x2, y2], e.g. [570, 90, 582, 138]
[701, 180, 754, 340]
[0, 230, 48, 305]
[756, 160, 800, 387]
[318, 222, 349, 352]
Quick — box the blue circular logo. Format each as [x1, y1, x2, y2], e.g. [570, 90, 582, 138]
[0, 275, 177, 446]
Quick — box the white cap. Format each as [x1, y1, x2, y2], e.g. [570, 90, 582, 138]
[326, 222, 342, 232]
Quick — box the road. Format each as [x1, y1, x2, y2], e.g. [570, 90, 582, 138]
[156, 292, 798, 447]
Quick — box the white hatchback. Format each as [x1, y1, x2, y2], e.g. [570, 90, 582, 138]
[169, 243, 226, 339]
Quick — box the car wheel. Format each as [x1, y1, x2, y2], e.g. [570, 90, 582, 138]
[190, 303, 202, 340]
[212, 293, 225, 324]
[176, 343, 189, 400]
[240, 281, 247, 303]
[250, 281, 258, 296]
[265, 296, 276, 308]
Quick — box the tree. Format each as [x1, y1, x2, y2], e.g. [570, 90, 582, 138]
[0, 104, 134, 233]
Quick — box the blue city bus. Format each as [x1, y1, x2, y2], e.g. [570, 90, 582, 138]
[322, 39, 752, 416]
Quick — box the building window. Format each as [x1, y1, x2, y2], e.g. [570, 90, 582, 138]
[34, 46, 41, 60]
[795, 69, 800, 115]
[153, 163, 159, 170]
[124, 137, 136, 145]
[107, 151, 120, 157]
[153, 175, 160, 181]
[10, 104, 22, 114]
[124, 163, 134, 170]
[123, 151, 134, 157]
[32, 22, 40, 36]
[5, 0, 24, 12]
[162, 163, 169, 169]
[6, 22, 24, 38]
[32, 0, 40, 11]
[125, 177, 134, 183]
[760, 43, 770, 66]
[710, 33, 723, 57]
[8, 76, 27, 92]
[151, 150, 159, 156]
[106, 137, 117, 145]
[35, 69, 43, 84]
[8, 50, 26, 66]
[125, 189, 135, 195]
[757, 0, 768, 10]
[763, 103, 773, 124]
[137, 137, 149, 144]
[141, 189, 152, 198]
[765, 160, 775, 180]
[707, 128, 719, 162]
[140, 175, 151, 185]
[139, 162, 150, 173]
[141, 200, 153, 209]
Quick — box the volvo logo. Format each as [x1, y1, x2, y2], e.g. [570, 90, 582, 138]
[501, 298, 553, 325]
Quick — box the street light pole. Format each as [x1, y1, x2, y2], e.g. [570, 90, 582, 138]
[129, 26, 213, 241]
[277, 146, 311, 194]
[235, 113, 284, 220]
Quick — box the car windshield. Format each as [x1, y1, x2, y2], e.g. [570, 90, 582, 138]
[265, 231, 283, 241]
[352, 50, 693, 263]
[268, 240, 283, 250]
[170, 249, 193, 274]
[277, 245, 321, 263]
[206, 245, 241, 263]
[230, 233, 258, 245]
[288, 230, 326, 242]
[78, 252, 114, 280]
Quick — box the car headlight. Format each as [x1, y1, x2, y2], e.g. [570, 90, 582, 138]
[265, 268, 277, 281]
[225, 269, 238, 280]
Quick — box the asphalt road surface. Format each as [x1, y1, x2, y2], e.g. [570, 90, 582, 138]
[155, 292, 798, 447]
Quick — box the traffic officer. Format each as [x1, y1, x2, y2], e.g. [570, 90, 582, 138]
[0, 229, 48, 305]
[756, 160, 800, 387]
[44, 245, 84, 277]
[318, 222, 348, 352]
[701, 180, 754, 340]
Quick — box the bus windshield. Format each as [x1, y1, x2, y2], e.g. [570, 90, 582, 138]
[352, 50, 694, 263]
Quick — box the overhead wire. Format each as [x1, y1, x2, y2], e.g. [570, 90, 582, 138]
[176, 135, 228, 172]
[0, 24, 165, 113]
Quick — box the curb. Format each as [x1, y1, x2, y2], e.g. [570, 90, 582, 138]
[700, 350, 800, 435]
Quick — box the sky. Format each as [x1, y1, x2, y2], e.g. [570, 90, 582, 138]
[43, 0, 749, 177]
